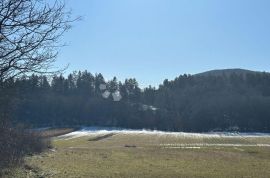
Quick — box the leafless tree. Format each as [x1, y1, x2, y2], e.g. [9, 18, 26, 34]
[0, 0, 76, 172]
[0, 0, 75, 81]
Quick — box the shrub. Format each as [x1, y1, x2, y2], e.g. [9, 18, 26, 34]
[0, 122, 50, 172]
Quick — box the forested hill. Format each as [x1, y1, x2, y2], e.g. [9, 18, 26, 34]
[195, 68, 258, 77]
[2, 69, 270, 132]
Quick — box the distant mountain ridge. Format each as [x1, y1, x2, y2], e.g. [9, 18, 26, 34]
[195, 68, 268, 77]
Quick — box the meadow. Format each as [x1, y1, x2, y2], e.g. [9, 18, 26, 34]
[10, 129, 270, 178]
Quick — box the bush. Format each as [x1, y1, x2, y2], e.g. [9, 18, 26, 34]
[0, 122, 50, 172]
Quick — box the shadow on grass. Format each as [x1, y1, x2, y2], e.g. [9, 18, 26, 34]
[88, 133, 115, 141]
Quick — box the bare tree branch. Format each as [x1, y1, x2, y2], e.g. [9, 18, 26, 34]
[0, 0, 78, 81]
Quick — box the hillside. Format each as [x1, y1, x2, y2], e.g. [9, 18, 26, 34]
[146, 68, 270, 131]
[195, 68, 259, 77]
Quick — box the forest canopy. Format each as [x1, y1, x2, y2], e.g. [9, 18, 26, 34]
[3, 69, 270, 132]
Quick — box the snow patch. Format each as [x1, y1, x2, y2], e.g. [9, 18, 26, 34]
[161, 143, 270, 147]
[57, 127, 270, 140]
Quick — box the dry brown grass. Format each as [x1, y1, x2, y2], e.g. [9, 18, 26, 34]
[39, 128, 76, 138]
[19, 133, 270, 178]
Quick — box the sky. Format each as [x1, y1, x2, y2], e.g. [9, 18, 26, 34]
[56, 0, 270, 87]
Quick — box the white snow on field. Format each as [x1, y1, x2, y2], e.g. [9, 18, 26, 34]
[161, 143, 270, 147]
[57, 127, 270, 140]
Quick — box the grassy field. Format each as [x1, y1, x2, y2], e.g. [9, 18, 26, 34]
[12, 131, 270, 178]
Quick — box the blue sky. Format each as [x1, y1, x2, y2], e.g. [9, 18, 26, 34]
[56, 0, 270, 87]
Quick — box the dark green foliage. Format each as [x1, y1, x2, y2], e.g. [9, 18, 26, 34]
[3, 69, 270, 132]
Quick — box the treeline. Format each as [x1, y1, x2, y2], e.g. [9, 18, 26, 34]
[3, 69, 270, 132]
